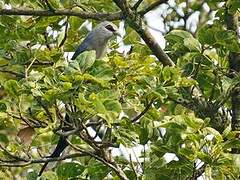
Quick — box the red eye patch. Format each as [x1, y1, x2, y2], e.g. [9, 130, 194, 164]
[105, 24, 116, 32]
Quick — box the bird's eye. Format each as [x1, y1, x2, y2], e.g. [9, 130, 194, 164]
[105, 25, 116, 32]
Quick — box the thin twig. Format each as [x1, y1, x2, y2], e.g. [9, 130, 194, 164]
[67, 140, 128, 180]
[131, 99, 154, 123]
[0, 153, 88, 167]
[0, 144, 28, 162]
[36, 97, 54, 122]
[59, 18, 69, 47]
[55, 128, 80, 137]
[23, 61, 54, 66]
[129, 155, 138, 179]
[25, 57, 36, 80]
[187, 163, 206, 180]
[0, 69, 24, 78]
[43, 31, 51, 50]
[132, 0, 144, 10]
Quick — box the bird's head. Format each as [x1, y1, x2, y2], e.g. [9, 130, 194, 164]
[96, 21, 121, 39]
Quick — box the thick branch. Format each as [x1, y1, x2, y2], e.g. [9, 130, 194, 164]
[226, 9, 240, 153]
[113, 0, 174, 66]
[138, 28, 175, 66]
[113, 0, 130, 14]
[0, 9, 122, 21]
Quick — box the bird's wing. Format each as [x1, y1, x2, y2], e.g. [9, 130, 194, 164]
[71, 32, 94, 60]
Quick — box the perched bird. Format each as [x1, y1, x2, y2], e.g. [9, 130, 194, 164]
[38, 21, 119, 177]
[71, 21, 120, 60]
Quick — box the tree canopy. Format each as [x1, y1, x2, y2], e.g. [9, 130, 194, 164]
[0, 0, 239, 179]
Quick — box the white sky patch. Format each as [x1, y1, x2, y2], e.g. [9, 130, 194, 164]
[186, 11, 200, 32]
[112, 144, 147, 163]
[163, 153, 179, 163]
[4, 3, 11, 9]
[147, 27, 166, 49]
[116, 21, 132, 54]
[205, 134, 214, 141]
[145, 10, 166, 48]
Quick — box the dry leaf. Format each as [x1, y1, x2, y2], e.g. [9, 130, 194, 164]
[17, 126, 35, 146]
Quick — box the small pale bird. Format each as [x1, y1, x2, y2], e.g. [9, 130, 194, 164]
[38, 21, 120, 177]
[71, 21, 120, 60]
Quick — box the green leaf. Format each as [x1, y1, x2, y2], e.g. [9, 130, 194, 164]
[104, 100, 122, 113]
[215, 30, 240, 52]
[183, 37, 202, 52]
[223, 139, 240, 150]
[27, 171, 38, 180]
[76, 50, 96, 72]
[183, 116, 204, 130]
[0, 102, 7, 112]
[91, 93, 107, 114]
[226, 0, 240, 14]
[90, 60, 113, 81]
[42, 171, 58, 180]
[153, 86, 167, 100]
[56, 162, 84, 178]
[69, 16, 84, 30]
[4, 80, 21, 97]
[202, 127, 223, 142]
[0, 134, 8, 143]
[139, 127, 149, 145]
[166, 30, 193, 42]
[197, 25, 216, 45]
[88, 161, 109, 180]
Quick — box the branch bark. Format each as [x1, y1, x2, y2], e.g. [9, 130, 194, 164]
[188, 163, 207, 180]
[225, 8, 240, 153]
[0, 9, 122, 21]
[67, 140, 129, 180]
[131, 99, 154, 122]
[0, 153, 87, 167]
[113, 0, 175, 66]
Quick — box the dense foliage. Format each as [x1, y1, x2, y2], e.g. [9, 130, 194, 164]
[0, 0, 239, 179]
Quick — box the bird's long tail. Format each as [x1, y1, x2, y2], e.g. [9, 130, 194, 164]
[38, 136, 69, 176]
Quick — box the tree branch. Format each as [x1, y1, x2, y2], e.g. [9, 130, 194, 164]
[0, 9, 122, 21]
[132, 0, 144, 10]
[113, 0, 174, 66]
[225, 7, 240, 153]
[59, 18, 69, 47]
[67, 140, 129, 180]
[23, 61, 54, 66]
[0, 153, 87, 167]
[132, 99, 154, 123]
[188, 163, 206, 180]
[0, 144, 28, 162]
[0, 69, 25, 78]
[36, 97, 54, 123]
[138, 28, 175, 66]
